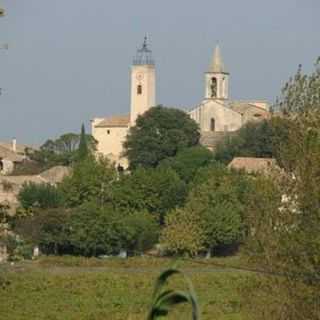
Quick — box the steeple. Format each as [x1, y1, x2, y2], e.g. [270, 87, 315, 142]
[209, 45, 226, 73]
[205, 44, 229, 100]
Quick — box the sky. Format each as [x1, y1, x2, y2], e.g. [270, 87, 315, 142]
[0, 0, 319, 145]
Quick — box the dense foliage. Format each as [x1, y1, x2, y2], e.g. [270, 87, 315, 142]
[111, 166, 187, 224]
[214, 118, 292, 165]
[58, 156, 116, 207]
[124, 106, 200, 169]
[29, 130, 96, 168]
[68, 203, 159, 256]
[159, 145, 214, 184]
[242, 59, 320, 320]
[18, 182, 63, 209]
[162, 164, 248, 256]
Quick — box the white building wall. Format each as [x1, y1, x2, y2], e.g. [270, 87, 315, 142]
[130, 65, 156, 125]
[91, 119, 129, 167]
[189, 101, 242, 132]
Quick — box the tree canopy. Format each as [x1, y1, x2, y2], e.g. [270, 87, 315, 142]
[124, 106, 200, 169]
[159, 146, 214, 184]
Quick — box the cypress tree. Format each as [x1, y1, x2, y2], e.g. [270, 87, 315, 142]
[78, 123, 89, 160]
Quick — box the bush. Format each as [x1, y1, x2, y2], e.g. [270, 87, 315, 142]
[68, 203, 159, 256]
[58, 156, 116, 207]
[122, 211, 159, 254]
[159, 146, 214, 184]
[162, 163, 248, 256]
[18, 182, 63, 209]
[12, 208, 72, 255]
[111, 166, 187, 224]
[214, 118, 292, 164]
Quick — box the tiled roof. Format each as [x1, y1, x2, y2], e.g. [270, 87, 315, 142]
[229, 101, 268, 114]
[0, 142, 38, 154]
[228, 157, 278, 174]
[0, 146, 24, 162]
[95, 115, 130, 128]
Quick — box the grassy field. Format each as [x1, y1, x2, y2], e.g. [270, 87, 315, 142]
[0, 256, 255, 320]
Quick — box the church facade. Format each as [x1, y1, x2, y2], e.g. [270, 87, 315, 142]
[91, 39, 270, 166]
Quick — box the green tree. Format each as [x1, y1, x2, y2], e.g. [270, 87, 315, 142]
[214, 120, 275, 164]
[12, 208, 72, 255]
[242, 59, 320, 320]
[111, 166, 187, 223]
[18, 182, 63, 210]
[29, 131, 96, 168]
[124, 106, 200, 169]
[68, 203, 159, 256]
[159, 145, 214, 184]
[162, 163, 247, 256]
[77, 123, 89, 160]
[59, 156, 116, 208]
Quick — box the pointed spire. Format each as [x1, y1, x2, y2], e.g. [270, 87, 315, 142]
[209, 45, 226, 73]
[133, 36, 155, 65]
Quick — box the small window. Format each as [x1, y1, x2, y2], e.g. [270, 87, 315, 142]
[210, 118, 215, 131]
[107, 130, 110, 134]
[210, 77, 217, 98]
[137, 85, 142, 95]
[254, 113, 262, 118]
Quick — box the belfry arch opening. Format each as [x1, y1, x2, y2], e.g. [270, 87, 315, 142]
[210, 118, 216, 131]
[137, 85, 142, 95]
[210, 77, 217, 98]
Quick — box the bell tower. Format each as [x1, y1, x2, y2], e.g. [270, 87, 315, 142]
[205, 45, 229, 100]
[130, 37, 156, 125]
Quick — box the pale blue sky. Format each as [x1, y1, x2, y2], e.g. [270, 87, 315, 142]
[0, 0, 319, 145]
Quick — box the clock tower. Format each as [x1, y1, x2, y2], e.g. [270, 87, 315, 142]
[130, 37, 156, 125]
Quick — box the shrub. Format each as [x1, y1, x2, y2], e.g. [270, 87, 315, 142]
[159, 145, 214, 184]
[12, 208, 72, 255]
[18, 182, 63, 209]
[111, 166, 187, 224]
[68, 203, 159, 256]
[58, 156, 116, 207]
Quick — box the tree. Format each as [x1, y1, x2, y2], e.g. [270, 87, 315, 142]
[18, 182, 63, 210]
[59, 156, 116, 208]
[242, 59, 320, 320]
[124, 106, 200, 169]
[162, 163, 247, 256]
[214, 120, 276, 164]
[68, 203, 159, 256]
[159, 146, 214, 184]
[111, 166, 187, 224]
[29, 131, 96, 168]
[161, 207, 205, 256]
[77, 123, 89, 160]
[12, 208, 72, 255]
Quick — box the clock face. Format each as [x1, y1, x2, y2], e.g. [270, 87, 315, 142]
[136, 73, 144, 81]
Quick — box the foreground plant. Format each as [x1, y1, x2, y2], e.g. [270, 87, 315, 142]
[147, 267, 200, 320]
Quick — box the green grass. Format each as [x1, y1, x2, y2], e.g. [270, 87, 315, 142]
[0, 256, 254, 320]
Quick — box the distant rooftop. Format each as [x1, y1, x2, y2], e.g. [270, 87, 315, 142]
[133, 36, 155, 66]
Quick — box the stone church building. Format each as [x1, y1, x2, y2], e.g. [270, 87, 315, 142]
[91, 38, 270, 166]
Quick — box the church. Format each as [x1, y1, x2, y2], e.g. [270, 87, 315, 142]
[91, 38, 270, 167]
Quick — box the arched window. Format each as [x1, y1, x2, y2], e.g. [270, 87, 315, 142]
[210, 118, 215, 131]
[137, 85, 142, 95]
[210, 77, 217, 98]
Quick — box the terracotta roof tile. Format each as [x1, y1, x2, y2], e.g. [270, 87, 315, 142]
[95, 115, 130, 128]
[228, 157, 278, 174]
[0, 146, 24, 162]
